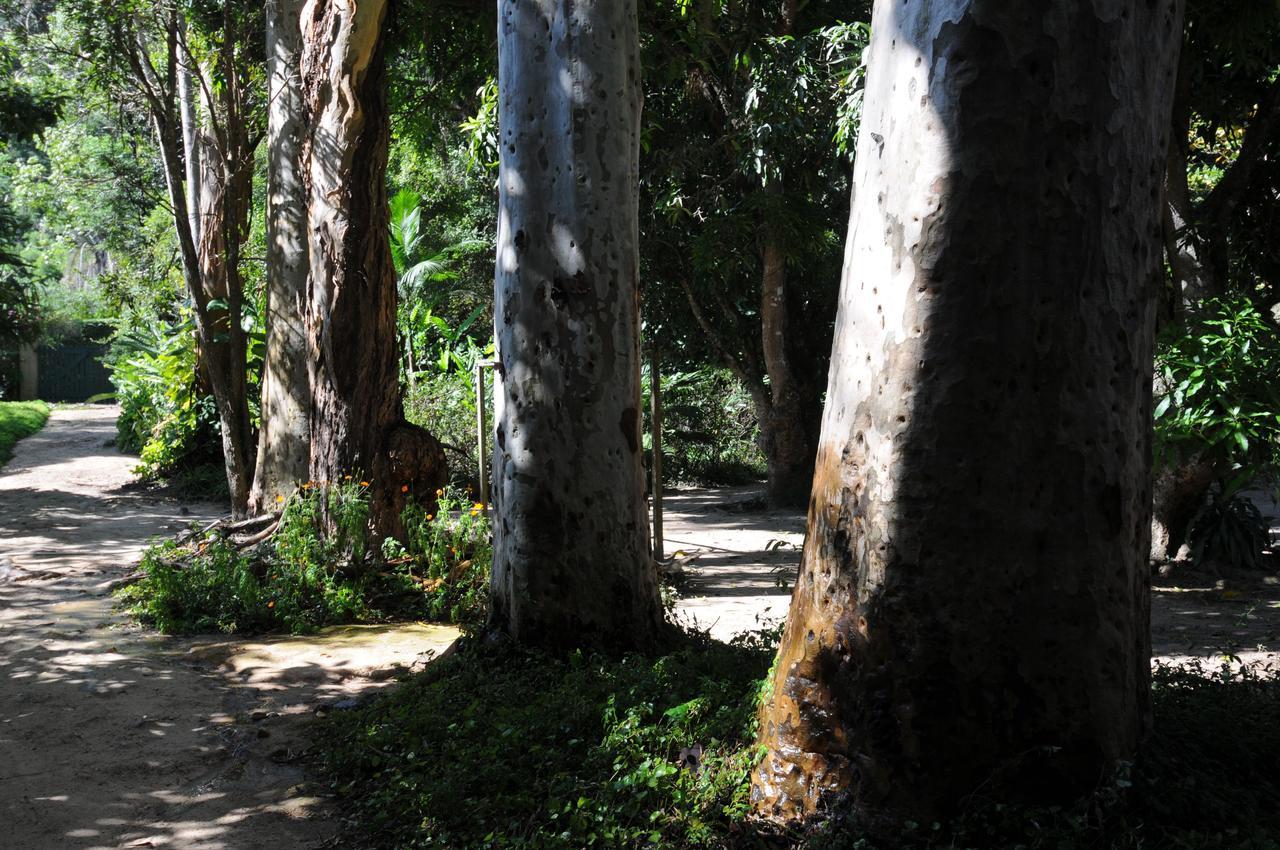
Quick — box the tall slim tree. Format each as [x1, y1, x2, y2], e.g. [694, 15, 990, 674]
[299, 0, 446, 538]
[74, 1, 264, 517]
[753, 0, 1183, 821]
[250, 0, 311, 513]
[487, 0, 665, 649]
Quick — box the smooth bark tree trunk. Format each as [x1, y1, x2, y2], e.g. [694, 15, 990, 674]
[753, 0, 1183, 822]
[488, 0, 665, 650]
[300, 0, 446, 540]
[251, 0, 312, 514]
[178, 17, 201, 249]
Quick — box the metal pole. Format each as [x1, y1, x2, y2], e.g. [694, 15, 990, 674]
[475, 360, 489, 507]
[650, 347, 664, 561]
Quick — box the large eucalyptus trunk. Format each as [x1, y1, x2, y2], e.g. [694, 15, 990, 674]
[488, 0, 665, 650]
[299, 0, 446, 540]
[251, 0, 312, 514]
[753, 0, 1183, 822]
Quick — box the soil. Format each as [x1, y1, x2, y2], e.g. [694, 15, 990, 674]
[0, 406, 458, 850]
[2, 408, 1275, 849]
[665, 486, 1280, 670]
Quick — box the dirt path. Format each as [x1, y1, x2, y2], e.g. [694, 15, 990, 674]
[0, 407, 457, 850]
[668, 485, 1280, 669]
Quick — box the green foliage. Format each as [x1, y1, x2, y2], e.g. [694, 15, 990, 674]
[315, 645, 1280, 850]
[1189, 490, 1270, 571]
[120, 482, 491, 636]
[1155, 297, 1280, 492]
[0, 399, 48, 464]
[650, 368, 765, 486]
[399, 486, 493, 634]
[316, 635, 773, 849]
[107, 317, 222, 477]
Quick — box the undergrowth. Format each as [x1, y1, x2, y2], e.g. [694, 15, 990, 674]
[315, 651, 1280, 850]
[0, 399, 49, 464]
[119, 483, 491, 635]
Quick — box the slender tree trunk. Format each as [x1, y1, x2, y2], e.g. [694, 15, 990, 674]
[177, 16, 201, 249]
[755, 0, 815, 508]
[134, 9, 257, 517]
[299, 0, 446, 540]
[753, 0, 1183, 822]
[195, 120, 254, 517]
[488, 0, 665, 650]
[251, 0, 312, 514]
[759, 238, 814, 506]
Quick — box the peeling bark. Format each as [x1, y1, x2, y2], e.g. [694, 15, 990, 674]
[488, 0, 665, 650]
[753, 0, 1183, 821]
[299, 0, 447, 540]
[251, 0, 312, 514]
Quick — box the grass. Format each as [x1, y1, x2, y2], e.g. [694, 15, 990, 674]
[0, 400, 50, 465]
[314, 647, 1280, 850]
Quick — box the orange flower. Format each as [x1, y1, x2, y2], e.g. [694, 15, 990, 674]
[435, 488, 444, 497]
[267, 601, 275, 609]
[360, 480, 370, 487]
[426, 514, 434, 521]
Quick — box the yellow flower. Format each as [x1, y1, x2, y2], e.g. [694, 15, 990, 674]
[426, 514, 434, 521]
[473, 503, 484, 510]
[344, 475, 351, 480]
[435, 488, 444, 497]
[275, 495, 284, 503]
[470, 510, 480, 517]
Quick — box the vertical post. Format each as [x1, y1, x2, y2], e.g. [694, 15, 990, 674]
[650, 347, 664, 561]
[475, 359, 489, 507]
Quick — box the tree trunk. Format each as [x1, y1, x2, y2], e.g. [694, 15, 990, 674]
[488, 0, 665, 650]
[1150, 454, 1218, 561]
[251, 0, 312, 514]
[753, 0, 1183, 822]
[759, 238, 815, 507]
[177, 16, 201, 249]
[195, 117, 254, 517]
[299, 0, 446, 540]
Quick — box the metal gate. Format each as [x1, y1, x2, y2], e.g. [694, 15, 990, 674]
[36, 340, 113, 403]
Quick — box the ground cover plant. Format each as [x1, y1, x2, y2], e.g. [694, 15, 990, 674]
[119, 483, 491, 635]
[316, 652, 1280, 850]
[0, 399, 48, 464]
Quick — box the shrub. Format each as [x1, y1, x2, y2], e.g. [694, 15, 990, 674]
[121, 482, 492, 635]
[1155, 297, 1280, 491]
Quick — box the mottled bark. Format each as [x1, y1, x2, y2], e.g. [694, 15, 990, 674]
[488, 0, 665, 650]
[251, 0, 312, 514]
[754, 0, 1183, 822]
[299, 0, 446, 540]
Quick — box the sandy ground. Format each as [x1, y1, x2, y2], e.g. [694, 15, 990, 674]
[0, 406, 458, 850]
[668, 485, 1280, 670]
[2, 408, 1276, 849]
